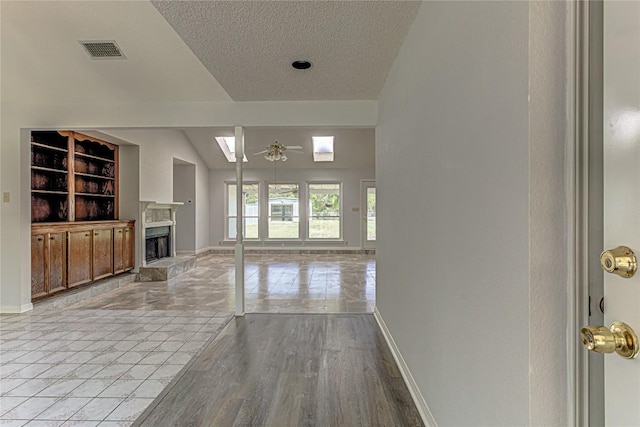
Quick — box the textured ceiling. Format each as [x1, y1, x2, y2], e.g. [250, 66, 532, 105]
[151, 1, 421, 101]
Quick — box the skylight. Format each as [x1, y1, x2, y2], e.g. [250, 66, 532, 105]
[215, 137, 247, 162]
[312, 136, 334, 162]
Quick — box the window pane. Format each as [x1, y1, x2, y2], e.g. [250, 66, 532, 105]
[367, 187, 376, 241]
[227, 183, 259, 239]
[228, 217, 259, 239]
[243, 184, 259, 216]
[309, 217, 340, 238]
[268, 221, 299, 239]
[308, 183, 340, 239]
[228, 184, 237, 216]
[228, 217, 237, 239]
[268, 183, 299, 238]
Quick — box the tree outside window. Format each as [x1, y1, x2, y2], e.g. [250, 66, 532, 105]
[308, 183, 341, 239]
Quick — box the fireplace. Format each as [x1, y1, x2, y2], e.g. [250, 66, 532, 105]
[145, 226, 171, 263]
[140, 201, 183, 266]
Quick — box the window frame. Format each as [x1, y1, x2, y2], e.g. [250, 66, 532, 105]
[306, 181, 343, 240]
[225, 181, 260, 241]
[266, 182, 301, 240]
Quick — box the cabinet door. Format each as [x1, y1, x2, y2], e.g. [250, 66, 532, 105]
[68, 230, 92, 287]
[123, 225, 135, 271]
[31, 234, 47, 299]
[48, 232, 67, 294]
[113, 227, 124, 274]
[92, 228, 113, 280]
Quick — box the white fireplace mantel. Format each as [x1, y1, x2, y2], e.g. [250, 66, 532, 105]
[140, 201, 183, 264]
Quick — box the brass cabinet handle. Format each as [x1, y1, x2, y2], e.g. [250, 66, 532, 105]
[581, 322, 638, 359]
[600, 246, 637, 278]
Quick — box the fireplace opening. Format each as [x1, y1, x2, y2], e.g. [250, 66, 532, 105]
[146, 226, 171, 263]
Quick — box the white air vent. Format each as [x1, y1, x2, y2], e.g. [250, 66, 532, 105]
[79, 40, 126, 59]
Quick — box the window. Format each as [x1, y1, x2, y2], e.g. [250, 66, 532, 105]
[226, 183, 259, 239]
[312, 136, 334, 162]
[268, 183, 299, 239]
[308, 183, 341, 239]
[215, 137, 247, 162]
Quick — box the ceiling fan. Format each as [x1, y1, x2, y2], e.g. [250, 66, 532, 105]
[253, 141, 303, 161]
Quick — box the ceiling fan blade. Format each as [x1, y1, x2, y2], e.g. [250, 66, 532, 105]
[285, 145, 303, 150]
[253, 149, 269, 155]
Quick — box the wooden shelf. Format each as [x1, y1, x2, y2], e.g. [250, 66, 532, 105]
[75, 172, 115, 180]
[75, 192, 115, 198]
[31, 166, 68, 174]
[32, 190, 69, 195]
[31, 130, 119, 223]
[31, 142, 68, 153]
[75, 151, 115, 163]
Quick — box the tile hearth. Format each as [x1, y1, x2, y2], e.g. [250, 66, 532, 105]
[137, 255, 197, 282]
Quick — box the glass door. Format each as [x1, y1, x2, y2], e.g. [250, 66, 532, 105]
[361, 181, 376, 249]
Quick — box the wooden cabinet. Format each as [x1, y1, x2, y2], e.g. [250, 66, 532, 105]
[123, 225, 135, 271]
[113, 225, 135, 274]
[32, 220, 135, 301]
[48, 233, 67, 294]
[30, 231, 68, 299]
[113, 224, 135, 274]
[113, 227, 125, 274]
[31, 131, 118, 223]
[92, 228, 113, 280]
[30, 130, 132, 302]
[68, 229, 92, 288]
[31, 234, 47, 299]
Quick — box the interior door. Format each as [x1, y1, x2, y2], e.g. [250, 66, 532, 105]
[602, 1, 640, 424]
[361, 181, 376, 249]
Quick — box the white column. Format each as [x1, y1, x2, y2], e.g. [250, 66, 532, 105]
[234, 126, 245, 316]
[170, 207, 178, 257]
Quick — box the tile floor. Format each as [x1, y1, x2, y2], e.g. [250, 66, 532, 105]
[0, 310, 230, 426]
[78, 253, 376, 313]
[0, 252, 376, 426]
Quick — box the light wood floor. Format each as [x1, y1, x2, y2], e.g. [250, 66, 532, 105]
[134, 314, 423, 427]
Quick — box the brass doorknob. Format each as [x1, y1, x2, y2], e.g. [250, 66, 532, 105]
[600, 246, 637, 278]
[581, 322, 639, 359]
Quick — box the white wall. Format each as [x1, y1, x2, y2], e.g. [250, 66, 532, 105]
[209, 167, 373, 248]
[528, 2, 569, 425]
[377, 1, 569, 425]
[118, 145, 141, 270]
[102, 129, 210, 252]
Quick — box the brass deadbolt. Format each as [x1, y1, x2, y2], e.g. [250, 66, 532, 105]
[581, 322, 639, 359]
[600, 246, 637, 278]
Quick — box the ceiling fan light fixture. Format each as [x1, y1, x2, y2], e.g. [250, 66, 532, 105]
[292, 60, 312, 70]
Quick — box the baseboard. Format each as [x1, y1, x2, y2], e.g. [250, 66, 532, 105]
[373, 307, 437, 427]
[0, 303, 34, 314]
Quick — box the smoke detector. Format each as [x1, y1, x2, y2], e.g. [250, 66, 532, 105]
[79, 40, 126, 60]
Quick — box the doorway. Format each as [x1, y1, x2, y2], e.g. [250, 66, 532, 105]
[172, 159, 196, 254]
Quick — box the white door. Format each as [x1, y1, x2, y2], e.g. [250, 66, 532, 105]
[602, 1, 640, 424]
[361, 181, 376, 249]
